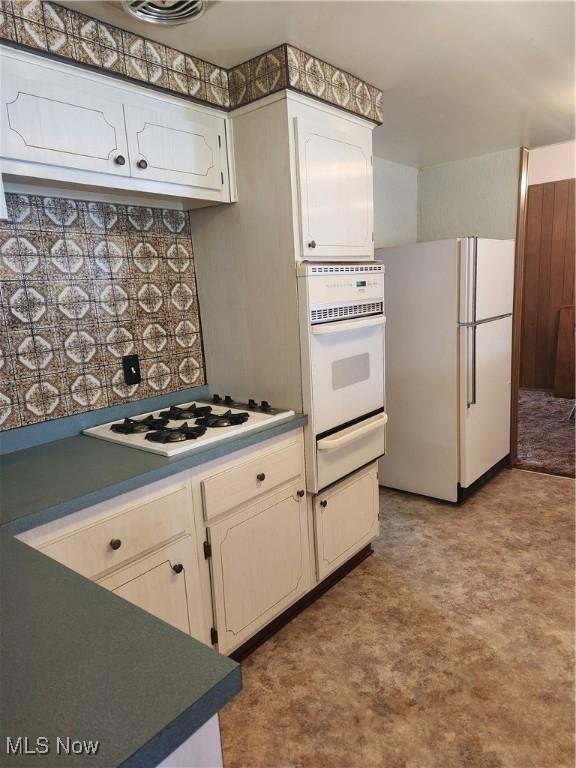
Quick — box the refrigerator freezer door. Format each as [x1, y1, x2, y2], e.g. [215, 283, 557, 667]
[460, 238, 515, 323]
[459, 315, 512, 488]
[376, 240, 460, 502]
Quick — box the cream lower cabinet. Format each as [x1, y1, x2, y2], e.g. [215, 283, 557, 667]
[98, 535, 206, 641]
[18, 478, 209, 644]
[207, 484, 310, 655]
[314, 462, 379, 581]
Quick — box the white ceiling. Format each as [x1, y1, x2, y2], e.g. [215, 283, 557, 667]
[62, 1, 575, 167]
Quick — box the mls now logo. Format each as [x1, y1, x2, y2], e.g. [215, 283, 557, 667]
[6, 736, 100, 755]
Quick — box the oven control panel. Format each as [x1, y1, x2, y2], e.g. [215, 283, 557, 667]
[304, 272, 384, 306]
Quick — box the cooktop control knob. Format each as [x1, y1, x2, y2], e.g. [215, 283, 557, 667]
[260, 400, 271, 411]
[248, 399, 257, 409]
[212, 394, 222, 403]
[224, 395, 233, 405]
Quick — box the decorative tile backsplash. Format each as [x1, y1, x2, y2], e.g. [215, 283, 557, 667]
[0, 193, 205, 431]
[228, 45, 383, 123]
[0, 1, 383, 123]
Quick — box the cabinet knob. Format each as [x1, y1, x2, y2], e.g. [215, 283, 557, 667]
[114, 154, 126, 166]
[320, 500, 328, 508]
[172, 563, 184, 574]
[297, 489, 305, 498]
[137, 158, 148, 170]
[308, 240, 317, 249]
[257, 472, 266, 482]
[109, 538, 122, 550]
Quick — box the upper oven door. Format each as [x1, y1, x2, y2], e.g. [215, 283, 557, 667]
[310, 314, 385, 435]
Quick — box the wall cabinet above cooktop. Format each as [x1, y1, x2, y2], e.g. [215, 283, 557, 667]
[0, 46, 235, 208]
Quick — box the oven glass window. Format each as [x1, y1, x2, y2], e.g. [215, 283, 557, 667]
[332, 353, 370, 391]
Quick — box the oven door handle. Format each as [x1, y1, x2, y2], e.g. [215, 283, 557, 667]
[311, 315, 385, 335]
[317, 413, 388, 452]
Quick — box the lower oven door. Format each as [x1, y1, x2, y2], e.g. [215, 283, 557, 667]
[310, 315, 384, 435]
[316, 412, 387, 491]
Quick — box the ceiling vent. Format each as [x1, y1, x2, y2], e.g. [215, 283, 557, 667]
[122, 0, 205, 25]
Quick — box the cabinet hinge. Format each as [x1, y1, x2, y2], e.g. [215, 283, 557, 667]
[218, 135, 222, 148]
[210, 627, 218, 645]
[203, 540, 212, 559]
[220, 171, 224, 184]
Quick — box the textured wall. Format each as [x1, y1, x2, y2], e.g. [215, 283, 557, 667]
[0, 193, 205, 431]
[417, 149, 520, 241]
[373, 157, 418, 248]
[528, 141, 576, 185]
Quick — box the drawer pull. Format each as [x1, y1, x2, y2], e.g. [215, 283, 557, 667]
[109, 538, 122, 550]
[320, 500, 328, 508]
[172, 563, 184, 574]
[308, 240, 317, 249]
[256, 473, 266, 482]
[297, 489, 305, 498]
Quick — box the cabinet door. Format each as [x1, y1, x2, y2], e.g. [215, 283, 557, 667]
[295, 113, 373, 260]
[314, 463, 379, 581]
[1, 55, 130, 176]
[208, 486, 310, 654]
[98, 536, 207, 643]
[124, 101, 227, 191]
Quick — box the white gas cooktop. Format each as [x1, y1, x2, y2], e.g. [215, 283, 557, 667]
[83, 398, 295, 457]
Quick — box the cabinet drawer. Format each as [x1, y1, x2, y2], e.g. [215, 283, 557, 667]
[202, 440, 303, 521]
[39, 485, 191, 579]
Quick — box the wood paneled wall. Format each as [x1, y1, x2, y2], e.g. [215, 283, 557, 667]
[520, 178, 575, 389]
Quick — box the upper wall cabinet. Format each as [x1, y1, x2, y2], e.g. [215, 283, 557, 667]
[293, 103, 374, 260]
[2, 52, 130, 177]
[124, 101, 225, 191]
[0, 46, 233, 205]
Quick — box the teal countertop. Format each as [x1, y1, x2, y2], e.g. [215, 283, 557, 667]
[0, 413, 307, 535]
[0, 535, 241, 768]
[0, 413, 307, 766]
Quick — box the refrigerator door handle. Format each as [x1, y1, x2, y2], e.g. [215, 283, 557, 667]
[467, 325, 477, 408]
[471, 236, 478, 324]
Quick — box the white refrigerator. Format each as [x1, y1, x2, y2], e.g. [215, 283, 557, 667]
[376, 237, 515, 502]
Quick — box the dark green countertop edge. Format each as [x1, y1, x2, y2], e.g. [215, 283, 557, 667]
[1, 536, 242, 768]
[1, 414, 308, 535]
[0, 414, 306, 766]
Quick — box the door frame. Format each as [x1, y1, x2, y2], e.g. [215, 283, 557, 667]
[509, 147, 530, 465]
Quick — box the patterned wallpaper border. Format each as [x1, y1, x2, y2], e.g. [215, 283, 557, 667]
[0, 192, 205, 431]
[0, 1, 383, 123]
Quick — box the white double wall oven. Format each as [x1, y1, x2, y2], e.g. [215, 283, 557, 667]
[298, 263, 387, 492]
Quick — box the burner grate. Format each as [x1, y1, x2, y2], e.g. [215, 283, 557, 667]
[145, 423, 207, 443]
[110, 415, 169, 434]
[160, 404, 213, 420]
[195, 410, 250, 428]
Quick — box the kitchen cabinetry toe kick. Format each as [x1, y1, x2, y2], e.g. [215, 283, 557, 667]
[230, 544, 373, 662]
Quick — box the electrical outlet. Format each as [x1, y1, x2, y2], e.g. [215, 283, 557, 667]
[122, 354, 141, 385]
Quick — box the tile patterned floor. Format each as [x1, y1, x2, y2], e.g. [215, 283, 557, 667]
[220, 469, 575, 768]
[517, 388, 575, 478]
